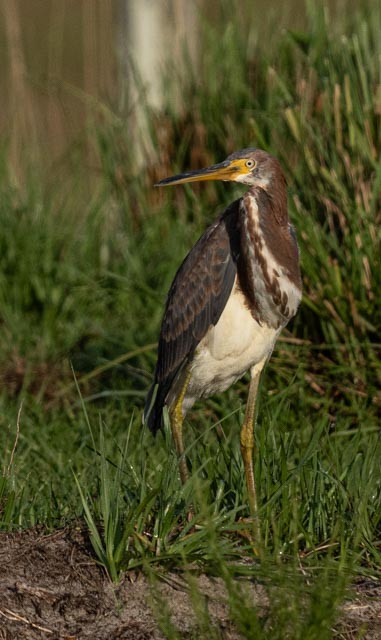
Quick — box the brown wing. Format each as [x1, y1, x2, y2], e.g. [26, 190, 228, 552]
[145, 199, 240, 434]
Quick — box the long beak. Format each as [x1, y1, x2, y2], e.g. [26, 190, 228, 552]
[155, 159, 248, 187]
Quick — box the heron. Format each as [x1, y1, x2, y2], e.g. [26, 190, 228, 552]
[144, 148, 302, 529]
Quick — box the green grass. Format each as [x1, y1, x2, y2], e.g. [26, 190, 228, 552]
[0, 1, 380, 636]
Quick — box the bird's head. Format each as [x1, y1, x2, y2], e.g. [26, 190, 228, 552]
[155, 148, 282, 191]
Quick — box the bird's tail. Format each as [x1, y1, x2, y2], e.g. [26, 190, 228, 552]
[143, 382, 164, 435]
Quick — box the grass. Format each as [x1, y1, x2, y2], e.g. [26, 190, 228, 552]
[0, 0, 380, 636]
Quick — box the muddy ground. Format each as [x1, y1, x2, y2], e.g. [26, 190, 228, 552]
[0, 527, 379, 639]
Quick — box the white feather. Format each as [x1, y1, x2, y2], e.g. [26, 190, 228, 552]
[183, 282, 280, 413]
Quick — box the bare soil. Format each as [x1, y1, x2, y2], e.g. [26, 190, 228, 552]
[0, 527, 379, 639]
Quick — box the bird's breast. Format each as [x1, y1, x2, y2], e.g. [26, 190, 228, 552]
[183, 282, 280, 411]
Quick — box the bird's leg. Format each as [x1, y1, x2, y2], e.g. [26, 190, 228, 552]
[240, 360, 266, 542]
[169, 371, 191, 485]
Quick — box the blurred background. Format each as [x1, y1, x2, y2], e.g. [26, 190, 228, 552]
[0, 0, 347, 180]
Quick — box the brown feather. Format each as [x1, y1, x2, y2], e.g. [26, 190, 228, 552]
[145, 200, 240, 433]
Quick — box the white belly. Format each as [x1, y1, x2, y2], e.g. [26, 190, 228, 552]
[183, 282, 280, 412]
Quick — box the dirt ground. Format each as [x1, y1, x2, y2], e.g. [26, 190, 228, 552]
[0, 527, 379, 639]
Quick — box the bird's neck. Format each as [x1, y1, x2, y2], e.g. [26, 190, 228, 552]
[237, 187, 302, 328]
[252, 179, 288, 225]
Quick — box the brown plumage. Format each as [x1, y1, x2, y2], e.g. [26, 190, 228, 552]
[145, 200, 241, 434]
[144, 148, 302, 529]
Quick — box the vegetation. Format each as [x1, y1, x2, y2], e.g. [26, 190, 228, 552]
[0, 1, 380, 637]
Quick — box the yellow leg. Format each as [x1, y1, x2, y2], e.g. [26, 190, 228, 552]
[169, 371, 191, 485]
[240, 360, 266, 542]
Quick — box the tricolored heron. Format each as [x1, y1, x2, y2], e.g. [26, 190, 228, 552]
[144, 148, 302, 526]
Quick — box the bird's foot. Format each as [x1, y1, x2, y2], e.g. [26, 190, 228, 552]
[237, 516, 262, 557]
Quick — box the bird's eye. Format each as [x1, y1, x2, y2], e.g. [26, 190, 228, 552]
[246, 159, 256, 169]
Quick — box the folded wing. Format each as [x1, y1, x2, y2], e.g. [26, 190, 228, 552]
[144, 201, 240, 434]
